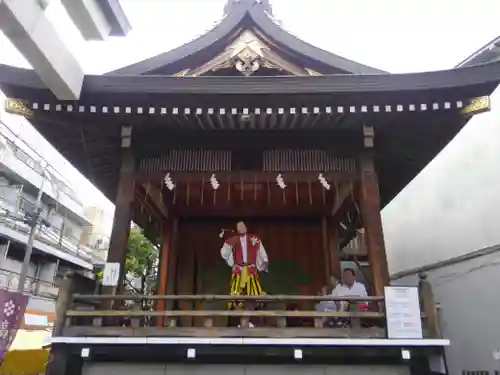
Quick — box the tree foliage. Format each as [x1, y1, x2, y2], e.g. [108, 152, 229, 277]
[97, 226, 158, 295]
[124, 226, 159, 294]
[126, 227, 158, 278]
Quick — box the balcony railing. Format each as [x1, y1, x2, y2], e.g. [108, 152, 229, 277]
[54, 274, 441, 340]
[0, 198, 94, 262]
[0, 213, 93, 262]
[0, 268, 58, 298]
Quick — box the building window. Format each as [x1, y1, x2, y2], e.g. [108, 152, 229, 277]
[63, 226, 74, 240]
[19, 197, 36, 214]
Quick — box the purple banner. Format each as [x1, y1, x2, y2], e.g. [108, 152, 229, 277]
[0, 291, 28, 360]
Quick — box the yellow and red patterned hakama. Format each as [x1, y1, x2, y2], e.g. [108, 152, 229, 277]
[228, 266, 265, 309]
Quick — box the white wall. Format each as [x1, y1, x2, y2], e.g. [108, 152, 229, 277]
[392, 250, 500, 375]
[382, 86, 500, 274]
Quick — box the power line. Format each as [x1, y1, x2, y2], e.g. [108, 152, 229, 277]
[431, 253, 500, 287]
[0, 117, 77, 197]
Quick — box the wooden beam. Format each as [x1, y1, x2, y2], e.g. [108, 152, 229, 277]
[73, 294, 383, 302]
[67, 309, 384, 319]
[136, 171, 359, 184]
[63, 326, 386, 339]
[167, 203, 330, 218]
[358, 152, 389, 296]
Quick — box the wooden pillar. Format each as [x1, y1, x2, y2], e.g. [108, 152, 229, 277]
[156, 222, 171, 327]
[328, 226, 341, 279]
[358, 125, 389, 296]
[321, 217, 330, 283]
[103, 126, 135, 302]
[166, 219, 179, 299]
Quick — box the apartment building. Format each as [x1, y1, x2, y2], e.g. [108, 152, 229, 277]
[0, 118, 100, 316]
[80, 206, 110, 264]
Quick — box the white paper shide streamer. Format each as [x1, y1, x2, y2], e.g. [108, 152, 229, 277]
[318, 173, 331, 190]
[210, 174, 220, 190]
[276, 174, 286, 189]
[163, 173, 175, 190]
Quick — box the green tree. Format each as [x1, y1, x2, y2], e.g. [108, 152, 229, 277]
[97, 226, 159, 296]
[124, 226, 159, 296]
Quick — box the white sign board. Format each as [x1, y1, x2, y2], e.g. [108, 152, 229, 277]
[102, 262, 120, 287]
[385, 286, 423, 339]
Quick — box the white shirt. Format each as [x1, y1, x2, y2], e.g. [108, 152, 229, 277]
[240, 235, 248, 263]
[316, 299, 337, 312]
[332, 282, 367, 298]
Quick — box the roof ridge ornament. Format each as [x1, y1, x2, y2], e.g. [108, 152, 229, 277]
[224, 0, 273, 17]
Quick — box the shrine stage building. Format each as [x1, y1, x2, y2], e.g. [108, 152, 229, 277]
[1, 0, 499, 374]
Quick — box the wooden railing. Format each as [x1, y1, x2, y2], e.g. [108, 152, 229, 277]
[54, 273, 440, 339]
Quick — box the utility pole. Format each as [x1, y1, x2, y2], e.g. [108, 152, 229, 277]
[17, 168, 47, 292]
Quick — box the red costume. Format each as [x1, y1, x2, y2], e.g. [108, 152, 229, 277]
[224, 234, 261, 275]
[220, 232, 268, 309]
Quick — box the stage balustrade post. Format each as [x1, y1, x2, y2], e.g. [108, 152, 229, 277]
[358, 125, 389, 297]
[53, 271, 74, 337]
[419, 273, 441, 338]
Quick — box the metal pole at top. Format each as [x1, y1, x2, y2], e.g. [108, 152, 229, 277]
[17, 166, 48, 293]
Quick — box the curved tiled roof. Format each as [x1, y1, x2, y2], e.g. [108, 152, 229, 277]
[108, 0, 384, 75]
[1, 60, 499, 95]
[456, 34, 500, 68]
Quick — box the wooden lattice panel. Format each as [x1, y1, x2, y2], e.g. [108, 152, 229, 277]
[139, 150, 232, 172]
[263, 149, 356, 172]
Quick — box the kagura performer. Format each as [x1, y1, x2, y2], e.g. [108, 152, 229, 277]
[220, 221, 269, 309]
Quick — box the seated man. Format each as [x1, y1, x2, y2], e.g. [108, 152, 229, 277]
[332, 268, 368, 312]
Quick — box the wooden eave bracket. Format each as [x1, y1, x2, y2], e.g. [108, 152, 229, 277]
[331, 182, 354, 217]
[140, 183, 169, 220]
[363, 125, 375, 149]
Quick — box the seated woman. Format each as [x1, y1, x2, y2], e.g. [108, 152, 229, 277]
[316, 280, 339, 327]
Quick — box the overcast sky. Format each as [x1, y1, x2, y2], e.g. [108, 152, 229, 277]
[0, 0, 499, 235]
